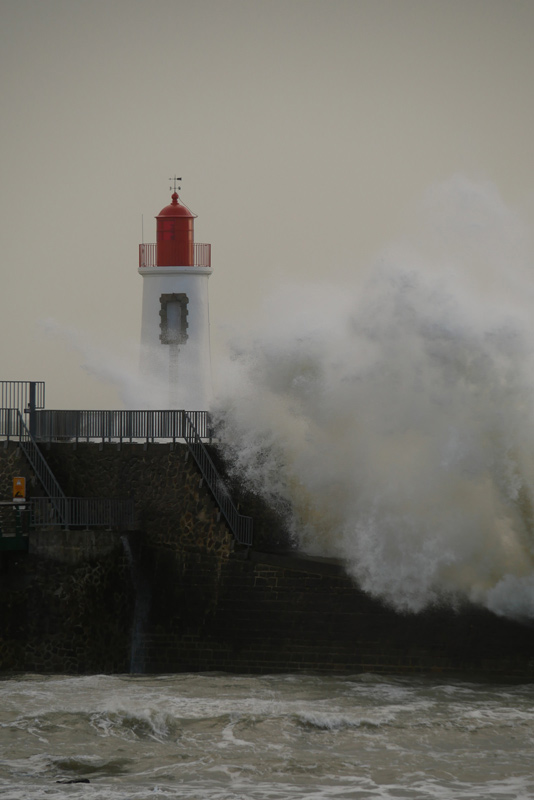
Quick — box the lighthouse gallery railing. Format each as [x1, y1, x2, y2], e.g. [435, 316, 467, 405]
[139, 242, 211, 269]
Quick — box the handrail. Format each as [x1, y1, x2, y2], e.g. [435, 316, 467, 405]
[0, 381, 45, 413]
[183, 412, 253, 547]
[30, 497, 136, 529]
[2, 405, 242, 538]
[32, 409, 211, 444]
[15, 409, 68, 525]
[139, 242, 211, 269]
[0, 381, 45, 439]
[6, 410, 136, 530]
[0, 408, 20, 442]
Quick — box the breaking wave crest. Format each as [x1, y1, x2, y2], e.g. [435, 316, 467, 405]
[214, 176, 534, 619]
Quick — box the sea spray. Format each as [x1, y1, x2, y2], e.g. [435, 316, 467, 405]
[40, 319, 210, 410]
[39, 320, 177, 409]
[213, 176, 534, 619]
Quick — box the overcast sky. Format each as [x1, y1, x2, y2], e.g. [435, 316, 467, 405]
[1, 0, 534, 408]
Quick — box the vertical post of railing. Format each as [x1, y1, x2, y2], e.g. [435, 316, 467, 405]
[28, 382, 36, 439]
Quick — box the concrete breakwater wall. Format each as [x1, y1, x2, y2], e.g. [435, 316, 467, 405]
[1, 441, 534, 678]
[0, 529, 133, 673]
[164, 550, 534, 678]
[0, 440, 233, 673]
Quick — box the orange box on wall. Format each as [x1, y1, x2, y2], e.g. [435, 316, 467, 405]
[12, 476, 26, 501]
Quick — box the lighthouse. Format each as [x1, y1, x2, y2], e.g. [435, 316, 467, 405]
[138, 181, 212, 409]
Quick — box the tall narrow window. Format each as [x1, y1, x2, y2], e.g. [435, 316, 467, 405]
[159, 293, 188, 345]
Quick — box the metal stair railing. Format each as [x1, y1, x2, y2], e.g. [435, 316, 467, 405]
[13, 410, 136, 530]
[183, 412, 253, 547]
[15, 409, 69, 526]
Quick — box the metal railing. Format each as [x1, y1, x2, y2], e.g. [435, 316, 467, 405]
[1, 394, 246, 540]
[4, 409, 136, 530]
[0, 381, 45, 438]
[16, 409, 68, 525]
[0, 381, 45, 413]
[183, 412, 253, 546]
[139, 242, 211, 269]
[32, 409, 211, 444]
[30, 497, 136, 529]
[0, 408, 22, 441]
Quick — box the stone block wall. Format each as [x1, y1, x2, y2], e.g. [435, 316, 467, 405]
[135, 551, 534, 679]
[0, 441, 237, 673]
[42, 441, 234, 558]
[1, 440, 534, 678]
[0, 442, 36, 498]
[0, 530, 134, 673]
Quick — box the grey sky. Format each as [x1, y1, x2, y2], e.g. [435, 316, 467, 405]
[1, 0, 533, 408]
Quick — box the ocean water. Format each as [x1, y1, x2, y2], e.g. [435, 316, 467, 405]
[1, 672, 533, 799]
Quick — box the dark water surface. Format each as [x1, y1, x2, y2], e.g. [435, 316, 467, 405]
[1, 672, 533, 799]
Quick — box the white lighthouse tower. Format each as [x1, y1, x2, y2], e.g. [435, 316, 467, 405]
[138, 180, 212, 409]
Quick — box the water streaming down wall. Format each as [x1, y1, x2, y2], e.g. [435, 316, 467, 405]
[212, 176, 534, 621]
[121, 535, 151, 674]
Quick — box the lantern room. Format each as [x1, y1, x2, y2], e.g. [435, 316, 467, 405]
[139, 189, 211, 270]
[156, 191, 196, 267]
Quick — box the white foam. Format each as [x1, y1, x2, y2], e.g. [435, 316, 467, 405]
[214, 176, 534, 618]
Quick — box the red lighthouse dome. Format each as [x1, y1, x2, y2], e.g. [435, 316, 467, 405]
[156, 192, 197, 266]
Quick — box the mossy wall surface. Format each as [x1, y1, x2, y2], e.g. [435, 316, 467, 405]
[0, 538, 133, 673]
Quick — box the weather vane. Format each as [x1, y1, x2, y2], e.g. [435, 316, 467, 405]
[169, 175, 182, 192]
